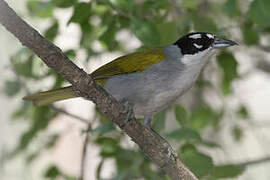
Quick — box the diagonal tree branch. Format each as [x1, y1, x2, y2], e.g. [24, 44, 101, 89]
[0, 1, 197, 179]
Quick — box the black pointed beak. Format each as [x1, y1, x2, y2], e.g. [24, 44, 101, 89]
[212, 36, 238, 49]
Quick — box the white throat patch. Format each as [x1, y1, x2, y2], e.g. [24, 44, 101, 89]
[181, 47, 215, 66]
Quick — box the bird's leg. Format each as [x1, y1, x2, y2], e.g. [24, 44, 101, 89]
[143, 116, 153, 129]
[119, 98, 135, 128]
[143, 116, 178, 167]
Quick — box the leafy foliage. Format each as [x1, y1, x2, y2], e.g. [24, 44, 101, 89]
[180, 144, 214, 178]
[4, 80, 21, 97]
[248, 0, 270, 28]
[3, 0, 270, 179]
[217, 52, 238, 95]
[44, 165, 76, 180]
[212, 164, 245, 179]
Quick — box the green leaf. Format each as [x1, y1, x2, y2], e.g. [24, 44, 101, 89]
[193, 15, 218, 33]
[108, 0, 134, 12]
[131, 18, 160, 46]
[241, 22, 259, 46]
[213, 164, 245, 178]
[232, 125, 243, 141]
[14, 106, 57, 154]
[248, 0, 270, 28]
[201, 140, 220, 148]
[27, 0, 54, 18]
[51, 72, 64, 89]
[181, 146, 214, 178]
[190, 106, 220, 131]
[99, 18, 119, 51]
[152, 110, 166, 132]
[11, 50, 34, 78]
[156, 22, 178, 45]
[96, 137, 119, 157]
[217, 52, 238, 95]
[69, 2, 92, 24]
[141, 0, 169, 14]
[182, 0, 198, 11]
[44, 21, 59, 41]
[174, 105, 188, 127]
[52, 0, 77, 8]
[4, 80, 21, 97]
[237, 105, 249, 119]
[224, 0, 241, 17]
[64, 49, 77, 60]
[12, 102, 33, 120]
[242, 27, 259, 46]
[44, 165, 76, 180]
[196, 79, 212, 88]
[91, 123, 115, 135]
[166, 128, 202, 142]
[26, 152, 40, 163]
[45, 134, 59, 148]
[44, 165, 61, 178]
[115, 149, 144, 178]
[80, 33, 94, 50]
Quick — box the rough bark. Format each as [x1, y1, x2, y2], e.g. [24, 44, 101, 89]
[0, 1, 198, 179]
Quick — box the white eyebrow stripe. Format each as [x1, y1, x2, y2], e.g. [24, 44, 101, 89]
[189, 34, 202, 39]
[206, 33, 214, 39]
[193, 43, 203, 48]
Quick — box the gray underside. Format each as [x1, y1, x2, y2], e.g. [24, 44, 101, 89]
[103, 45, 209, 118]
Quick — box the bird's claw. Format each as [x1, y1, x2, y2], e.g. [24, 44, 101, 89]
[161, 142, 178, 168]
[144, 126, 178, 168]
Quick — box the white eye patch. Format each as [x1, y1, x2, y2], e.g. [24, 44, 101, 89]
[193, 43, 203, 49]
[189, 34, 202, 39]
[206, 33, 214, 39]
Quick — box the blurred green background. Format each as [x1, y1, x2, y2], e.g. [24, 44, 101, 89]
[1, 0, 270, 179]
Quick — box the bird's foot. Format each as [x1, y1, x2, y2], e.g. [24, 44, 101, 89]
[161, 141, 178, 168]
[142, 119, 178, 168]
[119, 99, 134, 128]
[143, 116, 152, 129]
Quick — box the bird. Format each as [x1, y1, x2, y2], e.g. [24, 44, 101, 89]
[24, 32, 237, 128]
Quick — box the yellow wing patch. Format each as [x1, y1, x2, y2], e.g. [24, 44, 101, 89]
[92, 47, 166, 86]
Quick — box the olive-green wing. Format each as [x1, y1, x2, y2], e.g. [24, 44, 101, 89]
[92, 47, 166, 85]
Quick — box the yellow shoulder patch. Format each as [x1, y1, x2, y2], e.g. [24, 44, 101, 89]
[92, 47, 166, 86]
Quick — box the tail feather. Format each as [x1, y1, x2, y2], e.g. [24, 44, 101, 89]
[23, 86, 76, 106]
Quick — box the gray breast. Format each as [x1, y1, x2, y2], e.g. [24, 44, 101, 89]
[103, 45, 202, 117]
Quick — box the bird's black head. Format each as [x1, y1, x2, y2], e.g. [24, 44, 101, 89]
[174, 32, 237, 55]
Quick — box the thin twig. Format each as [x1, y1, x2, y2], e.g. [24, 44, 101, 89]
[80, 123, 92, 180]
[50, 105, 89, 124]
[235, 156, 270, 167]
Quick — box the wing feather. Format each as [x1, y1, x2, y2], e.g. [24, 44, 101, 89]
[92, 47, 165, 85]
